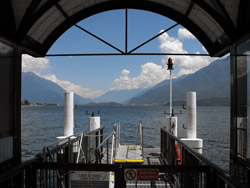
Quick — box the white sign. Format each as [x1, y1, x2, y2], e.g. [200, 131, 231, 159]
[71, 171, 109, 181]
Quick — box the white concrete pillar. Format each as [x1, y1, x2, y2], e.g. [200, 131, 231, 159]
[186, 92, 197, 139]
[181, 138, 203, 154]
[64, 92, 74, 136]
[56, 92, 75, 155]
[181, 92, 203, 154]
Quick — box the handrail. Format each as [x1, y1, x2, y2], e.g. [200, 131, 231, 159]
[95, 131, 115, 164]
[45, 127, 104, 148]
[43, 127, 105, 160]
[110, 134, 115, 164]
[138, 122, 143, 153]
[45, 131, 83, 148]
[161, 128, 247, 188]
[162, 128, 223, 170]
[96, 131, 114, 151]
[1, 127, 247, 188]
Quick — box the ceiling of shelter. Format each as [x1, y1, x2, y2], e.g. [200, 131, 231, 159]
[0, 0, 249, 57]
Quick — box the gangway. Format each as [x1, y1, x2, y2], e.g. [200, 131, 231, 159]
[114, 122, 144, 164]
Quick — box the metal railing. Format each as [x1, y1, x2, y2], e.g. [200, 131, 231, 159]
[161, 128, 247, 188]
[0, 127, 247, 188]
[135, 121, 144, 154]
[95, 131, 114, 164]
[113, 122, 120, 152]
[43, 127, 104, 164]
[43, 127, 105, 187]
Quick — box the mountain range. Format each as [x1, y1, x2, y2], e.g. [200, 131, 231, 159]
[92, 88, 148, 104]
[22, 72, 91, 104]
[128, 56, 230, 104]
[22, 56, 231, 105]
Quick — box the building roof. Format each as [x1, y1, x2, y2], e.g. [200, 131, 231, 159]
[1, 0, 249, 57]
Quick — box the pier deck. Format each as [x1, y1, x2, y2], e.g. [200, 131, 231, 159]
[115, 145, 144, 163]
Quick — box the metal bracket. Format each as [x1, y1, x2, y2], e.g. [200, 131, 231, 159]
[86, 110, 100, 117]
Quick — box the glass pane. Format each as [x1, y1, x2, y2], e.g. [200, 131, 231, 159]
[236, 39, 250, 159]
[0, 41, 15, 162]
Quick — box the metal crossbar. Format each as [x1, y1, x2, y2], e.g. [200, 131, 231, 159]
[46, 52, 210, 57]
[50, 6, 206, 58]
[128, 23, 179, 54]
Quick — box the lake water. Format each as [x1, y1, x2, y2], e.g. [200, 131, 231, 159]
[21, 105, 230, 171]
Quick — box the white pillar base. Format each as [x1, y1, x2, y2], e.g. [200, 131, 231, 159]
[56, 136, 78, 153]
[88, 116, 100, 132]
[181, 138, 203, 154]
[165, 116, 178, 137]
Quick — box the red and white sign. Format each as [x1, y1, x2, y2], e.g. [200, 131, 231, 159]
[124, 169, 159, 181]
[137, 169, 159, 180]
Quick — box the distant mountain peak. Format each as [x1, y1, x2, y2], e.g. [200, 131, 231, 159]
[22, 72, 91, 104]
[128, 57, 230, 104]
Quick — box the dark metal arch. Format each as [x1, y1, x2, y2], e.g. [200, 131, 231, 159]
[237, 0, 250, 36]
[16, 0, 43, 40]
[20, 0, 225, 57]
[0, 0, 16, 38]
[192, 0, 236, 41]
[17, 0, 61, 41]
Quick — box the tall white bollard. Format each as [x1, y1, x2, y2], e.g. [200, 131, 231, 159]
[64, 92, 74, 136]
[181, 92, 203, 154]
[57, 92, 75, 153]
[186, 92, 197, 139]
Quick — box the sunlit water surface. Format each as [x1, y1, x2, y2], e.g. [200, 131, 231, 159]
[22, 105, 231, 171]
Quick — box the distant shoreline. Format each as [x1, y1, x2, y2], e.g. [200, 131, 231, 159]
[21, 103, 58, 106]
[22, 97, 232, 107]
[84, 97, 230, 106]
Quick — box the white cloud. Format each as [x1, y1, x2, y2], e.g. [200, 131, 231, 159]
[178, 28, 195, 39]
[159, 31, 214, 77]
[22, 54, 105, 99]
[37, 73, 105, 99]
[110, 29, 215, 90]
[111, 62, 169, 90]
[22, 54, 50, 72]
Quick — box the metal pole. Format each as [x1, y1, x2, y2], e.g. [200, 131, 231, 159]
[170, 69, 172, 116]
[125, 9, 128, 54]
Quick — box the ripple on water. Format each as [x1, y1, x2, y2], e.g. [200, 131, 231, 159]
[22, 105, 231, 171]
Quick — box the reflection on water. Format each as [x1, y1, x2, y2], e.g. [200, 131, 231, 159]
[22, 105, 230, 171]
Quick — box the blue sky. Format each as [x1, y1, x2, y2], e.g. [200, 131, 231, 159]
[22, 9, 217, 99]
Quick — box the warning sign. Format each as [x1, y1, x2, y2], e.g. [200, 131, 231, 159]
[125, 169, 136, 180]
[137, 169, 159, 180]
[124, 169, 159, 181]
